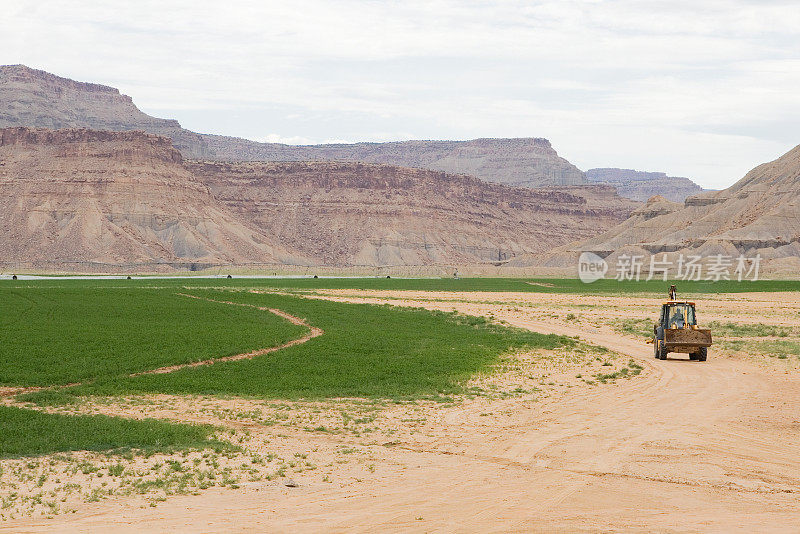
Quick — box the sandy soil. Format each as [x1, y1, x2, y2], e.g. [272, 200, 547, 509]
[4, 290, 800, 533]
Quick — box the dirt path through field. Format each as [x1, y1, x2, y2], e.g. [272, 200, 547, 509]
[7, 290, 800, 532]
[132, 294, 324, 375]
[0, 293, 322, 394]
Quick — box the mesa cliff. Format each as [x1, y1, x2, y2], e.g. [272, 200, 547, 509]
[0, 65, 210, 159]
[1, 65, 586, 188]
[189, 160, 634, 266]
[199, 135, 588, 187]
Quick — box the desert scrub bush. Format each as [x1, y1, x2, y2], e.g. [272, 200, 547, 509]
[611, 318, 655, 339]
[721, 339, 800, 358]
[594, 360, 643, 383]
[708, 321, 794, 338]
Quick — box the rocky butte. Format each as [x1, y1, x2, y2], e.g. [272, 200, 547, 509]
[585, 168, 707, 203]
[514, 143, 800, 274]
[0, 127, 304, 267]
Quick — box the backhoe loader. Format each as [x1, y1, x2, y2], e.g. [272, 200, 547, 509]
[651, 285, 712, 361]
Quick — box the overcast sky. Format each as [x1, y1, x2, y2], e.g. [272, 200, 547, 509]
[3, 0, 800, 188]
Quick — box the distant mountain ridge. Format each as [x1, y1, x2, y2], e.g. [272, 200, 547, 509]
[0, 65, 586, 188]
[586, 168, 706, 203]
[0, 127, 638, 269]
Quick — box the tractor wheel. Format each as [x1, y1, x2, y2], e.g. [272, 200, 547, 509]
[689, 352, 698, 360]
[653, 339, 659, 359]
[698, 347, 708, 362]
[654, 340, 667, 360]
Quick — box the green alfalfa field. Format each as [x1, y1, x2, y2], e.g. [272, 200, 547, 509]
[1, 281, 572, 457]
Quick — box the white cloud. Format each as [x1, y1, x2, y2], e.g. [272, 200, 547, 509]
[2, 0, 799, 188]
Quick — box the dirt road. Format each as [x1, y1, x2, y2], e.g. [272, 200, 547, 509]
[7, 291, 800, 533]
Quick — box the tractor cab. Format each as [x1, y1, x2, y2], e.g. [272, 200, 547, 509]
[660, 302, 697, 330]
